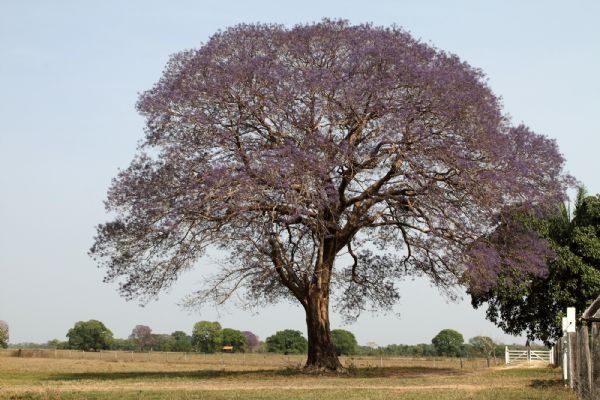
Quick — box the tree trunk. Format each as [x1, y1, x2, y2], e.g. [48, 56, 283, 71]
[304, 285, 344, 371]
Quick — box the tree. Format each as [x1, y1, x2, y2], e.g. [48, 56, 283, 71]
[111, 338, 135, 351]
[170, 331, 193, 352]
[266, 330, 308, 354]
[221, 328, 248, 352]
[90, 20, 569, 371]
[432, 329, 464, 357]
[192, 321, 222, 353]
[468, 336, 496, 364]
[331, 329, 357, 355]
[67, 320, 113, 351]
[151, 334, 174, 351]
[467, 189, 600, 345]
[129, 325, 155, 351]
[0, 321, 8, 349]
[241, 331, 260, 352]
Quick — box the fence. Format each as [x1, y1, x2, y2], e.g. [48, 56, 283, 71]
[0, 348, 500, 370]
[559, 299, 600, 399]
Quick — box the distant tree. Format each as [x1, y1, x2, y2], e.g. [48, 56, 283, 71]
[67, 320, 113, 351]
[111, 338, 135, 351]
[266, 330, 308, 354]
[46, 339, 69, 349]
[0, 321, 8, 348]
[241, 331, 260, 352]
[151, 334, 174, 351]
[129, 325, 155, 351]
[170, 331, 192, 352]
[468, 336, 496, 363]
[467, 189, 600, 345]
[221, 328, 248, 352]
[192, 321, 222, 353]
[90, 20, 569, 371]
[331, 329, 357, 356]
[432, 329, 464, 357]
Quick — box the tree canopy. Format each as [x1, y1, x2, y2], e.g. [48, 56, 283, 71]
[221, 328, 248, 352]
[129, 325, 154, 351]
[67, 320, 113, 351]
[266, 330, 308, 354]
[431, 329, 464, 357]
[0, 321, 8, 349]
[468, 189, 600, 345]
[331, 329, 357, 355]
[191, 321, 222, 353]
[91, 20, 569, 370]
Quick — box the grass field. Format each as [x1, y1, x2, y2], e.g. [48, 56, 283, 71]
[0, 352, 577, 400]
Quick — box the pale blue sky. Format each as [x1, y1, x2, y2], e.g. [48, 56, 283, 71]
[1, 0, 598, 346]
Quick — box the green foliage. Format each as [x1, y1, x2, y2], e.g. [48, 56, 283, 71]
[221, 328, 248, 352]
[331, 329, 357, 356]
[192, 321, 222, 353]
[468, 336, 496, 359]
[470, 189, 600, 345]
[111, 338, 136, 351]
[170, 331, 192, 352]
[66, 320, 113, 351]
[431, 329, 464, 357]
[46, 339, 69, 349]
[0, 320, 8, 348]
[265, 330, 307, 354]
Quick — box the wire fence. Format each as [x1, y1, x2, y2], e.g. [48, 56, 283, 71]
[558, 321, 600, 399]
[0, 348, 500, 371]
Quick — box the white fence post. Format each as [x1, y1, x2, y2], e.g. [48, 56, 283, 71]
[505, 346, 509, 364]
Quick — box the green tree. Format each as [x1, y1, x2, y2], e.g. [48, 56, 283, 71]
[170, 331, 192, 352]
[468, 188, 600, 345]
[468, 336, 496, 363]
[192, 321, 222, 353]
[66, 320, 113, 351]
[0, 321, 8, 349]
[331, 329, 357, 356]
[46, 339, 69, 349]
[151, 334, 174, 351]
[111, 338, 135, 351]
[432, 329, 464, 357]
[266, 330, 308, 354]
[221, 328, 248, 352]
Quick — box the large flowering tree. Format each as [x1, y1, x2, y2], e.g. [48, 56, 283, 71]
[91, 20, 568, 370]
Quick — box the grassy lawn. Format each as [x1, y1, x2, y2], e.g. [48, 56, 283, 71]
[0, 356, 577, 399]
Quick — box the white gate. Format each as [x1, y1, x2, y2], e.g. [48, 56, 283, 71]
[505, 346, 554, 364]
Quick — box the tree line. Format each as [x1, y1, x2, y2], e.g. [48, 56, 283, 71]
[6, 319, 540, 361]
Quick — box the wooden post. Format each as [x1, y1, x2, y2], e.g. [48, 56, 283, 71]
[569, 331, 578, 389]
[592, 322, 600, 399]
[505, 346, 509, 365]
[578, 323, 592, 397]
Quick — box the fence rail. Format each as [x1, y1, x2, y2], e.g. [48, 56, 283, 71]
[505, 347, 553, 364]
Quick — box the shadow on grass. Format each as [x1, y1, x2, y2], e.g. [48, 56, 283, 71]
[46, 366, 462, 382]
[529, 378, 566, 389]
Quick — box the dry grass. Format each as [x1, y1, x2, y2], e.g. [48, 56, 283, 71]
[0, 351, 577, 399]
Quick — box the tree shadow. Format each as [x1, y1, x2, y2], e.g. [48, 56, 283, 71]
[529, 378, 565, 389]
[46, 366, 463, 382]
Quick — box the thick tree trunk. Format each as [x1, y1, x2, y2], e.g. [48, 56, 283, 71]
[304, 286, 344, 371]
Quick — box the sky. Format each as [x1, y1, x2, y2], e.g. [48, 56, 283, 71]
[0, 0, 599, 347]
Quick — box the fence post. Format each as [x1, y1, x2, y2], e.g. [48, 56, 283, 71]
[569, 331, 578, 389]
[578, 323, 592, 398]
[592, 322, 600, 399]
[505, 346, 509, 365]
